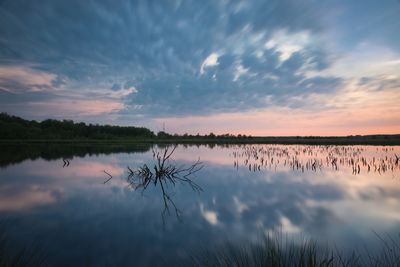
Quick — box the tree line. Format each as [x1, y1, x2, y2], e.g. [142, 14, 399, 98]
[0, 113, 155, 139]
[0, 113, 252, 140]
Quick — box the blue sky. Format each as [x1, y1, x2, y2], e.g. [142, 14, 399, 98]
[0, 0, 399, 135]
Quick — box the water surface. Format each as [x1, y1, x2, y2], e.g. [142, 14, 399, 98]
[0, 144, 399, 266]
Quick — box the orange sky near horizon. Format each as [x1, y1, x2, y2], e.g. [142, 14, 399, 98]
[156, 107, 400, 136]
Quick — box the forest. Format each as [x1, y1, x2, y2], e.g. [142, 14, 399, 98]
[0, 113, 155, 139]
[0, 113, 249, 141]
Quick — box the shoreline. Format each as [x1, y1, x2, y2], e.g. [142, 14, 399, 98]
[1, 137, 400, 146]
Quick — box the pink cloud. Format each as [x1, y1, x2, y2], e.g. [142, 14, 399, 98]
[0, 65, 57, 93]
[29, 98, 125, 117]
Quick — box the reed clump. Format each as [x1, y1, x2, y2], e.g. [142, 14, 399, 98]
[187, 232, 400, 267]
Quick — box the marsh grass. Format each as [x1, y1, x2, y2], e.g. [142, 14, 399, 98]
[0, 222, 47, 267]
[0, 222, 399, 266]
[186, 232, 400, 267]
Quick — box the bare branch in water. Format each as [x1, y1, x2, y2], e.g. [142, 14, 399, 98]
[103, 170, 113, 184]
[62, 158, 70, 168]
[127, 145, 203, 221]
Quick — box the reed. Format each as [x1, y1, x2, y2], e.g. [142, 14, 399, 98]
[186, 232, 400, 267]
[0, 222, 47, 267]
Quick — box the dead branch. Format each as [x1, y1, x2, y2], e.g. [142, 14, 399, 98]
[127, 145, 203, 220]
[103, 170, 113, 184]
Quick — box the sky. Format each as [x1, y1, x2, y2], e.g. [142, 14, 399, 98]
[0, 0, 399, 136]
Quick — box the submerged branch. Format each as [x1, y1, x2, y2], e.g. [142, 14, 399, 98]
[127, 145, 203, 220]
[103, 170, 113, 184]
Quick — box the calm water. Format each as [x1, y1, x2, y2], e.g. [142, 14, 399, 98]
[0, 144, 399, 266]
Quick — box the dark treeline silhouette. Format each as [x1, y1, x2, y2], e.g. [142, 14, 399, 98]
[156, 130, 252, 140]
[0, 113, 155, 139]
[1, 113, 399, 145]
[0, 113, 253, 141]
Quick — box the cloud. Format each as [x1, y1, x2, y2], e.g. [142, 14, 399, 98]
[265, 28, 311, 62]
[0, 0, 398, 132]
[0, 0, 341, 119]
[28, 98, 124, 117]
[200, 53, 220, 74]
[0, 65, 58, 93]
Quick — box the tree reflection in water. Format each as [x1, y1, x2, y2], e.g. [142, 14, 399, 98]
[127, 145, 203, 221]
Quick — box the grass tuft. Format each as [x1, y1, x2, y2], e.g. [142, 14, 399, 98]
[185, 231, 400, 267]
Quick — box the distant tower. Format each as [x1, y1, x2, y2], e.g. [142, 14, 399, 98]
[163, 122, 165, 132]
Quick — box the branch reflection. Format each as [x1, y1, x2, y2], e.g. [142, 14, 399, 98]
[127, 145, 203, 221]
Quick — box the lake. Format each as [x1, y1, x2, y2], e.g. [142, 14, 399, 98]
[0, 144, 399, 266]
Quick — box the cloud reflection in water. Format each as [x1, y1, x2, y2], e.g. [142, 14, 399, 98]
[0, 144, 399, 265]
